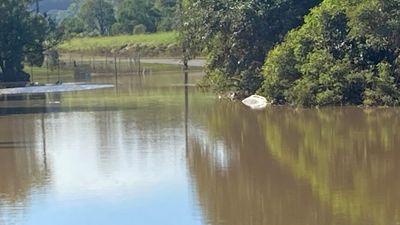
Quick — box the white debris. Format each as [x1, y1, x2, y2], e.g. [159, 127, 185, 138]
[242, 95, 269, 110]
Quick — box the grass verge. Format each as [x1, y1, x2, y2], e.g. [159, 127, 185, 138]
[58, 32, 179, 57]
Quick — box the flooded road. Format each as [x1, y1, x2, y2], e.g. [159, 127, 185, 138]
[0, 71, 399, 225]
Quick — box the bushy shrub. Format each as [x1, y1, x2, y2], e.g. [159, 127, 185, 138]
[111, 23, 124, 35]
[133, 24, 147, 34]
[259, 0, 400, 106]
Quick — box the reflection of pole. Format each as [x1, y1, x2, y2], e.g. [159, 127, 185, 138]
[41, 113, 48, 170]
[184, 71, 189, 152]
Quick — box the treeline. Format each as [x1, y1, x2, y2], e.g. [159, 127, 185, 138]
[182, 0, 400, 106]
[58, 0, 178, 38]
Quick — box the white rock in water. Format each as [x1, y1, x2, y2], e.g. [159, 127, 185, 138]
[242, 95, 269, 110]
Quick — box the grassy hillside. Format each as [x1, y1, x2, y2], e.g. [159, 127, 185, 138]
[58, 32, 180, 56]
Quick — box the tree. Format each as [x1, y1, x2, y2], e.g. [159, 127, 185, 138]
[116, 0, 161, 33]
[0, 0, 50, 83]
[155, 0, 177, 31]
[79, 0, 116, 35]
[180, 0, 321, 94]
[259, 0, 400, 106]
[59, 16, 86, 38]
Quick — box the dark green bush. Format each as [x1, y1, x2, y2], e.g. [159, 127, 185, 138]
[259, 0, 400, 106]
[133, 24, 147, 34]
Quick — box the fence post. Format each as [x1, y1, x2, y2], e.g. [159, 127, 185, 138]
[137, 52, 141, 75]
[114, 54, 118, 80]
[57, 61, 61, 82]
[30, 64, 34, 83]
[105, 54, 108, 71]
[46, 57, 49, 83]
[118, 56, 121, 72]
[92, 56, 96, 72]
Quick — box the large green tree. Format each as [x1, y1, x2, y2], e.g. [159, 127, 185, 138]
[155, 0, 177, 31]
[116, 0, 161, 33]
[180, 0, 321, 95]
[79, 0, 116, 35]
[259, 0, 400, 106]
[59, 16, 86, 38]
[60, 0, 177, 36]
[0, 0, 50, 82]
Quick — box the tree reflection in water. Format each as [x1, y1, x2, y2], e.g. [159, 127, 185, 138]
[0, 115, 50, 223]
[188, 104, 400, 225]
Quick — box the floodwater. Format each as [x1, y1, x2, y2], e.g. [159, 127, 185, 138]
[0, 71, 399, 225]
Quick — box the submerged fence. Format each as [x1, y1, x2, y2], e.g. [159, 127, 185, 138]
[24, 52, 189, 84]
[61, 53, 149, 75]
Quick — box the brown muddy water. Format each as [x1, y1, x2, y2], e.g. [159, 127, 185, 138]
[0, 71, 399, 225]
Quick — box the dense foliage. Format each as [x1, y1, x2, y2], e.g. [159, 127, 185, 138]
[0, 0, 56, 82]
[259, 0, 400, 106]
[181, 0, 321, 94]
[58, 0, 177, 37]
[79, 0, 116, 35]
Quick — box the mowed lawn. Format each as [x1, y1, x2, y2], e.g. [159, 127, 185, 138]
[58, 32, 179, 52]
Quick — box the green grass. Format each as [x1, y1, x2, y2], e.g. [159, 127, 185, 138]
[58, 32, 179, 52]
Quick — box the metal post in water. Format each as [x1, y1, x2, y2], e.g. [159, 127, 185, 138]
[31, 64, 34, 83]
[114, 54, 118, 81]
[92, 56, 96, 72]
[118, 57, 121, 72]
[114, 54, 119, 95]
[138, 52, 141, 75]
[57, 62, 61, 82]
[184, 71, 189, 152]
[183, 57, 189, 71]
[46, 56, 49, 83]
[129, 57, 133, 73]
[105, 54, 108, 71]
